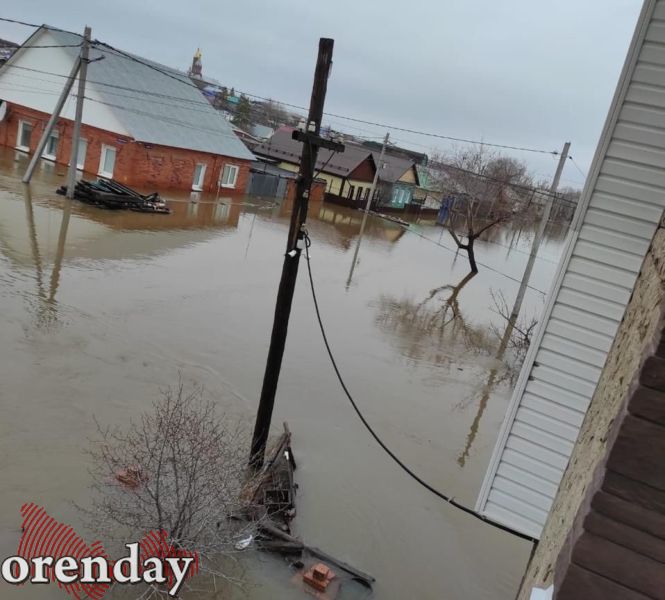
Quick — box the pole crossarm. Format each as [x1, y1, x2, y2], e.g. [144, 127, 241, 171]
[291, 130, 345, 153]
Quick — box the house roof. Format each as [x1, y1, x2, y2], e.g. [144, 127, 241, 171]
[28, 28, 254, 160]
[253, 127, 375, 178]
[374, 152, 419, 185]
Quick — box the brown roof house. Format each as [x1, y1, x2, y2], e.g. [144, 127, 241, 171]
[253, 126, 377, 205]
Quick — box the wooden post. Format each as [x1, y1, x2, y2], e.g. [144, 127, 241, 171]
[250, 39, 337, 469]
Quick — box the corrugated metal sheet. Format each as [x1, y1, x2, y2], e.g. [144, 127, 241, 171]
[476, 0, 665, 538]
[45, 29, 254, 160]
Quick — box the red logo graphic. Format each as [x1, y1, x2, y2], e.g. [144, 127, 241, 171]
[3, 503, 199, 598]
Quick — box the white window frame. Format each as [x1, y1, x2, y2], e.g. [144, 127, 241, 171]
[16, 120, 32, 152]
[75, 138, 87, 170]
[220, 164, 239, 188]
[192, 163, 207, 191]
[42, 131, 59, 161]
[98, 144, 116, 179]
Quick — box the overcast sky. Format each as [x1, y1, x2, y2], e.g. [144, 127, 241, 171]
[1, 1, 642, 187]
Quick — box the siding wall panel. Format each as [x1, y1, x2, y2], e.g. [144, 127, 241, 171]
[478, 0, 665, 539]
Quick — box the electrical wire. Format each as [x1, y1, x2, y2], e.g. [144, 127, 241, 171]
[1, 21, 578, 203]
[301, 229, 537, 544]
[568, 156, 588, 180]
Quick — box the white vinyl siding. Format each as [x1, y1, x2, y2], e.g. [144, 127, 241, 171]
[220, 164, 239, 188]
[476, 0, 665, 539]
[16, 120, 32, 151]
[192, 163, 206, 191]
[98, 145, 116, 179]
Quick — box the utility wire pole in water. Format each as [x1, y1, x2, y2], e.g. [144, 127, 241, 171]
[510, 141, 570, 321]
[66, 26, 91, 199]
[22, 57, 82, 184]
[250, 38, 344, 469]
[346, 132, 389, 289]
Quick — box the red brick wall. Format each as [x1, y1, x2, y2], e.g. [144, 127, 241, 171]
[0, 102, 251, 193]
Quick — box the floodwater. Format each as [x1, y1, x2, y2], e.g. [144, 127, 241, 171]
[0, 147, 567, 599]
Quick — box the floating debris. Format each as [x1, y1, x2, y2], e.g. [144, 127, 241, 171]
[234, 534, 254, 551]
[240, 423, 375, 596]
[57, 179, 171, 214]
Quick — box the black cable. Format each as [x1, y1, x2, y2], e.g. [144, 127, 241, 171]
[568, 156, 588, 180]
[301, 230, 538, 544]
[3, 22, 578, 199]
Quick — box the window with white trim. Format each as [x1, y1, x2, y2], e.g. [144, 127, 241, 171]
[220, 164, 239, 188]
[16, 120, 32, 152]
[42, 132, 59, 161]
[76, 139, 87, 170]
[98, 144, 117, 179]
[192, 163, 207, 191]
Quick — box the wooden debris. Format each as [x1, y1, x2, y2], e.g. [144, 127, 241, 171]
[241, 425, 375, 592]
[56, 179, 171, 213]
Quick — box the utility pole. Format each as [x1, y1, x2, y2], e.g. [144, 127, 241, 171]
[66, 26, 91, 198]
[23, 57, 81, 184]
[250, 39, 343, 469]
[346, 132, 389, 288]
[510, 141, 570, 321]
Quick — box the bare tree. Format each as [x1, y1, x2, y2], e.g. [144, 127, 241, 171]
[259, 99, 289, 129]
[430, 147, 533, 272]
[83, 382, 258, 595]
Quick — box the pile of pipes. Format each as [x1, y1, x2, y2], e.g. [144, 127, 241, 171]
[57, 179, 171, 214]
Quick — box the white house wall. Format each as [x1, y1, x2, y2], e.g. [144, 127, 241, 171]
[0, 29, 130, 136]
[476, 0, 665, 539]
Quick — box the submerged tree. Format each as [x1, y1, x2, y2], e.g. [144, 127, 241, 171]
[84, 382, 258, 595]
[430, 147, 534, 272]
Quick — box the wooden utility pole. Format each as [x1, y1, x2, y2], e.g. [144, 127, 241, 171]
[250, 38, 343, 469]
[346, 132, 389, 288]
[510, 141, 570, 321]
[23, 56, 81, 184]
[66, 26, 91, 198]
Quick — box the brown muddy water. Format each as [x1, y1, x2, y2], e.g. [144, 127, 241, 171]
[0, 148, 568, 599]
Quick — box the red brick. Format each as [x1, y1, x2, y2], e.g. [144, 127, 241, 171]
[0, 102, 252, 193]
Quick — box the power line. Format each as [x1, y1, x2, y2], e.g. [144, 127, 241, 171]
[302, 230, 537, 544]
[89, 35, 561, 156]
[1, 68, 578, 207]
[1, 24, 579, 202]
[568, 156, 588, 180]
[2, 18, 565, 156]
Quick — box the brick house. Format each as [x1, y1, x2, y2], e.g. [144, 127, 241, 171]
[0, 26, 255, 192]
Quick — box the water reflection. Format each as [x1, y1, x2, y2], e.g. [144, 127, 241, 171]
[21, 184, 73, 328]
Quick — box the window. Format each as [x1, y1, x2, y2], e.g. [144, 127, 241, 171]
[75, 139, 87, 170]
[192, 163, 207, 191]
[98, 145, 117, 178]
[220, 164, 239, 188]
[355, 187, 363, 202]
[347, 185, 355, 199]
[16, 120, 32, 152]
[214, 201, 230, 222]
[42, 132, 59, 160]
[363, 188, 370, 202]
